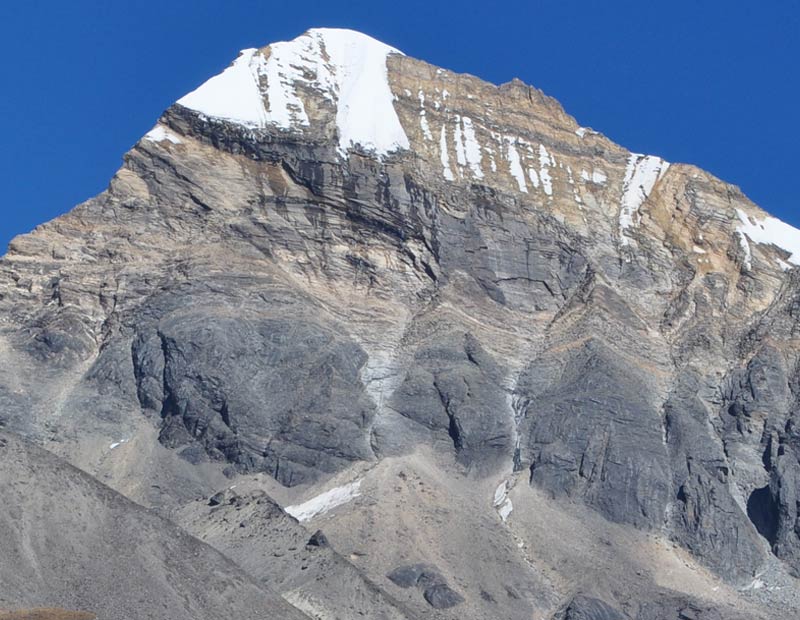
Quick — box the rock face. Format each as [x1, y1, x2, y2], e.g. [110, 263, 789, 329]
[1, 27, 799, 619]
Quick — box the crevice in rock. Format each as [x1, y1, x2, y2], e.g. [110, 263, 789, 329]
[746, 484, 779, 545]
[447, 412, 463, 452]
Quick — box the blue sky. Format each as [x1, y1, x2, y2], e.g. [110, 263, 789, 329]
[1, 1, 798, 251]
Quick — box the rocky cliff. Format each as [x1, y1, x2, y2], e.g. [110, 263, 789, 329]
[2, 28, 799, 619]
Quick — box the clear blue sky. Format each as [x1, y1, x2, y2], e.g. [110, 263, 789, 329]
[1, 1, 798, 251]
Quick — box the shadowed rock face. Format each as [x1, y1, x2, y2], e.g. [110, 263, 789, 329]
[132, 310, 376, 485]
[517, 338, 671, 529]
[0, 27, 799, 619]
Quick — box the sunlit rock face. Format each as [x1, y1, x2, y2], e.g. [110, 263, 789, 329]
[2, 27, 800, 620]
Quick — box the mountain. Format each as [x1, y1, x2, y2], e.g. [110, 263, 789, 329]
[2, 27, 800, 619]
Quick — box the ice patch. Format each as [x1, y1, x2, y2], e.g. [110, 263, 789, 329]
[144, 125, 183, 144]
[619, 154, 670, 245]
[109, 439, 128, 450]
[177, 29, 409, 157]
[735, 208, 800, 269]
[285, 480, 362, 522]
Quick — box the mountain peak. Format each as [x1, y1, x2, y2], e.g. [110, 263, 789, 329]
[176, 28, 408, 155]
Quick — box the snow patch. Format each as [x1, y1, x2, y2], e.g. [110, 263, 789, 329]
[498, 499, 513, 521]
[460, 117, 484, 178]
[528, 168, 540, 189]
[576, 127, 598, 138]
[285, 480, 362, 522]
[177, 29, 409, 157]
[735, 208, 800, 269]
[487, 148, 498, 173]
[581, 169, 607, 185]
[744, 578, 766, 591]
[178, 48, 269, 127]
[144, 125, 183, 144]
[493, 481, 513, 522]
[538, 144, 554, 196]
[418, 91, 433, 140]
[440, 125, 455, 181]
[505, 139, 527, 193]
[737, 232, 753, 271]
[619, 154, 670, 245]
[454, 118, 467, 168]
[320, 29, 409, 155]
[109, 439, 128, 450]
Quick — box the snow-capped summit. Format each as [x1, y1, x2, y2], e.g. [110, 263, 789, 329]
[176, 28, 409, 156]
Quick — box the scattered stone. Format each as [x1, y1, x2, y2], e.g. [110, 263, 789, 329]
[387, 563, 442, 588]
[208, 491, 225, 507]
[306, 530, 329, 548]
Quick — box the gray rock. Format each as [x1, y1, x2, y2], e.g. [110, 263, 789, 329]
[208, 491, 225, 506]
[423, 583, 465, 609]
[387, 563, 444, 589]
[307, 529, 329, 548]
